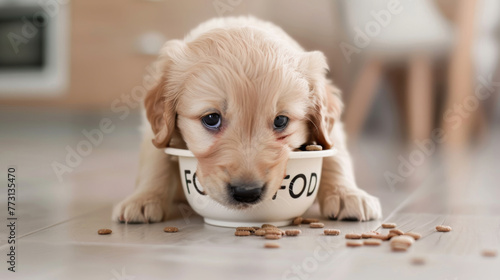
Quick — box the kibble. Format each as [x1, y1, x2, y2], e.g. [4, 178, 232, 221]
[265, 234, 281, 240]
[97, 229, 112, 235]
[345, 233, 362, 239]
[254, 229, 266, 236]
[373, 234, 391, 241]
[389, 229, 404, 236]
[436, 225, 452, 232]
[264, 242, 280, 249]
[163, 227, 178, 233]
[293, 217, 303, 225]
[324, 229, 341, 236]
[302, 218, 320, 224]
[265, 229, 283, 235]
[285, 229, 302, 236]
[346, 240, 363, 247]
[411, 257, 426, 265]
[403, 232, 422, 240]
[390, 235, 414, 252]
[305, 144, 323, 151]
[363, 238, 382, 246]
[382, 223, 397, 229]
[236, 227, 255, 233]
[361, 231, 379, 239]
[482, 249, 497, 257]
[235, 230, 251, 236]
[310, 222, 325, 228]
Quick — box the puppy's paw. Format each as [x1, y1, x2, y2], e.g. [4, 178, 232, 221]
[112, 193, 166, 223]
[320, 189, 382, 222]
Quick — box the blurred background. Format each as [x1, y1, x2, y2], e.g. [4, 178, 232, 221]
[0, 0, 499, 217]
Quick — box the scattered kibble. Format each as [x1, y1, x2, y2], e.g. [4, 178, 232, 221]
[403, 232, 422, 240]
[391, 236, 414, 252]
[324, 229, 341, 236]
[361, 231, 379, 238]
[97, 229, 112, 235]
[389, 229, 404, 236]
[345, 233, 362, 239]
[346, 240, 363, 247]
[436, 225, 452, 232]
[482, 249, 497, 257]
[265, 234, 281, 240]
[310, 222, 325, 228]
[262, 224, 277, 229]
[293, 217, 303, 225]
[285, 229, 301, 236]
[411, 256, 426, 265]
[382, 223, 397, 229]
[264, 242, 280, 249]
[163, 226, 179, 233]
[254, 229, 266, 236]
[363, 238, 382, 246]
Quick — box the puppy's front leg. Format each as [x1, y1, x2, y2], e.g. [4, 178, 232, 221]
[318, 124, 382, 221]
[112, 129, 179, 223]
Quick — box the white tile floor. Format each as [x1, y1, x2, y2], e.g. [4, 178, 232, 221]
[0, 109, 499, 280]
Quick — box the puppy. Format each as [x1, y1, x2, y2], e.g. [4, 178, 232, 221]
[113, 17, 382, 223]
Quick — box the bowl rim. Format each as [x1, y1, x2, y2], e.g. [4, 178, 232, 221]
[165, 147, 337, 159]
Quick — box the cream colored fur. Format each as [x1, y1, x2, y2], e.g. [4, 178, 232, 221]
[112, 16, 382, 223]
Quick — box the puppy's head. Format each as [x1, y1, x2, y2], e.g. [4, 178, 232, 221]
[145, 28, 342, 208]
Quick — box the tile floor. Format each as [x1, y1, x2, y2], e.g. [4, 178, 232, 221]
[0, 108, 499, 280]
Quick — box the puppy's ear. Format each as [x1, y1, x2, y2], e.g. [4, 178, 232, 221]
[299, 51, 343, 149]
[144, 40, 185, 148]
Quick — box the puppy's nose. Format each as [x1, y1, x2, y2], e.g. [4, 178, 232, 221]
[229, 184, 264, 203]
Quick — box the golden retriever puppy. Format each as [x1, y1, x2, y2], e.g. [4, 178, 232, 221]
[112, 16, 382, 223]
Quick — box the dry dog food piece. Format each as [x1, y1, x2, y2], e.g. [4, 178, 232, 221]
[262, 224, 277, 229]
[236, 227, 256, 233]
[372, 234, 391, 241]
[436, 225, 452, 232]
[324, 229, 341, 236]
[302, 218, 320, 224]
[163, 227, 179, 233]
[346, 240, 363, 247]
[253, 226, 261, 230]
[345, 233, 362, 239]
[97, 229, 112, 235]
[361, 231, 379, 238]
[482, 249, 497, 257]
[411, 257, 426, 265]
[264, 242, 280, 249]
[293, 217, 303, 225]
[363, 238, 382, 246]
[305, 144, 323, 151]
[382, 223, 397, 229]
[391, 235, 414, 251]
[265, 229, 283, 235]
[389, 229, 404, 236]
[403, 232, 422, 240]
[285, 229, 302, 236]
[265, 234, 281, 240]
[387, 232, 399, 239]
[254, 229, 266, 236]
[310, 222, 325, 228]
[235, 230, 251, 236]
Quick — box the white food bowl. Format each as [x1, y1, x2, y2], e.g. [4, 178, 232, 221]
[165, 147, 336, 227]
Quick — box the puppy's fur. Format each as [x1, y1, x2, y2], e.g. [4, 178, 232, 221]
[113, 17, 382, 223]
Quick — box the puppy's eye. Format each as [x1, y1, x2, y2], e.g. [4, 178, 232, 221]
[273, 115, 289, 131]
[201, 113, 221, 130]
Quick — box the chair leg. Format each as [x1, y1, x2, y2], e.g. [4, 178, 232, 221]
[442, 0, 479, 151]
[406, 54, 434, 143]
[344, 58, 383, 142]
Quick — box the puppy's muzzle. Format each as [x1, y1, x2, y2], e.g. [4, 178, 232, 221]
[229, 183, 265, 204]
